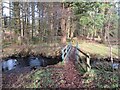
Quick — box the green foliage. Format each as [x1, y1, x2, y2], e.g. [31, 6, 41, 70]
[94, 14, 104, 29]
[80, 16, 90, 25]
[72, 2, 118, 40]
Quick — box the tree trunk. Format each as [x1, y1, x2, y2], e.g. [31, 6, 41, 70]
[31, 2, 35, 39]
[61, 3, 66, 44]
[41, 3, 44, 42]
[13, 2, 20, 43]
[37, 2, 41, 38]
[61, 18, 67, 44]
[50, 3, 54, 43]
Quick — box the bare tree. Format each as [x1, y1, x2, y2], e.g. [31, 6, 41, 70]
[60, 3, 67, 44]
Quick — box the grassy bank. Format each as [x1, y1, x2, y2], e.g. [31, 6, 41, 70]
[72, 41, 118, 58]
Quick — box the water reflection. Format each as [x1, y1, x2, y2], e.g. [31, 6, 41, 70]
[2, 59, 18, 71]
[2, 57, 45, 72]
[1, 55, 62, 72]
[112, 63, 119, 69]
[29, 57, 42, 69]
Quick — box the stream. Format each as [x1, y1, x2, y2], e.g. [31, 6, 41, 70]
[1, 55, 62, 73]
[90, 58, 120, 70]
[1, 55, 119, 74]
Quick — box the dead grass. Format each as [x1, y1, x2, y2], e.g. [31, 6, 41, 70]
[72, 41, 118, 58]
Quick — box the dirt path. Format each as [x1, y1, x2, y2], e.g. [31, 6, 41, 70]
[60, 47, 82, 88]
[59, 61, 83, 88]
[50, 47, 83, 88]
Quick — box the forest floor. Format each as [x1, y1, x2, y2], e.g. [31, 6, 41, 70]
[2, 47, 84, 88]
[2, 41, 119, 88]
[3, 60, 118, 88]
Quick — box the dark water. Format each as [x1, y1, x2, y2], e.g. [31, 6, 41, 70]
[1, 59, 18, 71]
[1, 55, 62, 72]
[90, 58, 119, 70]
[112, 63, 119, 69]
[2, 55, 119, 72]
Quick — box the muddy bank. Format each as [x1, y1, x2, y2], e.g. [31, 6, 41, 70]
[2, 44, 63, 59]
[77, 56, 120, 72]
